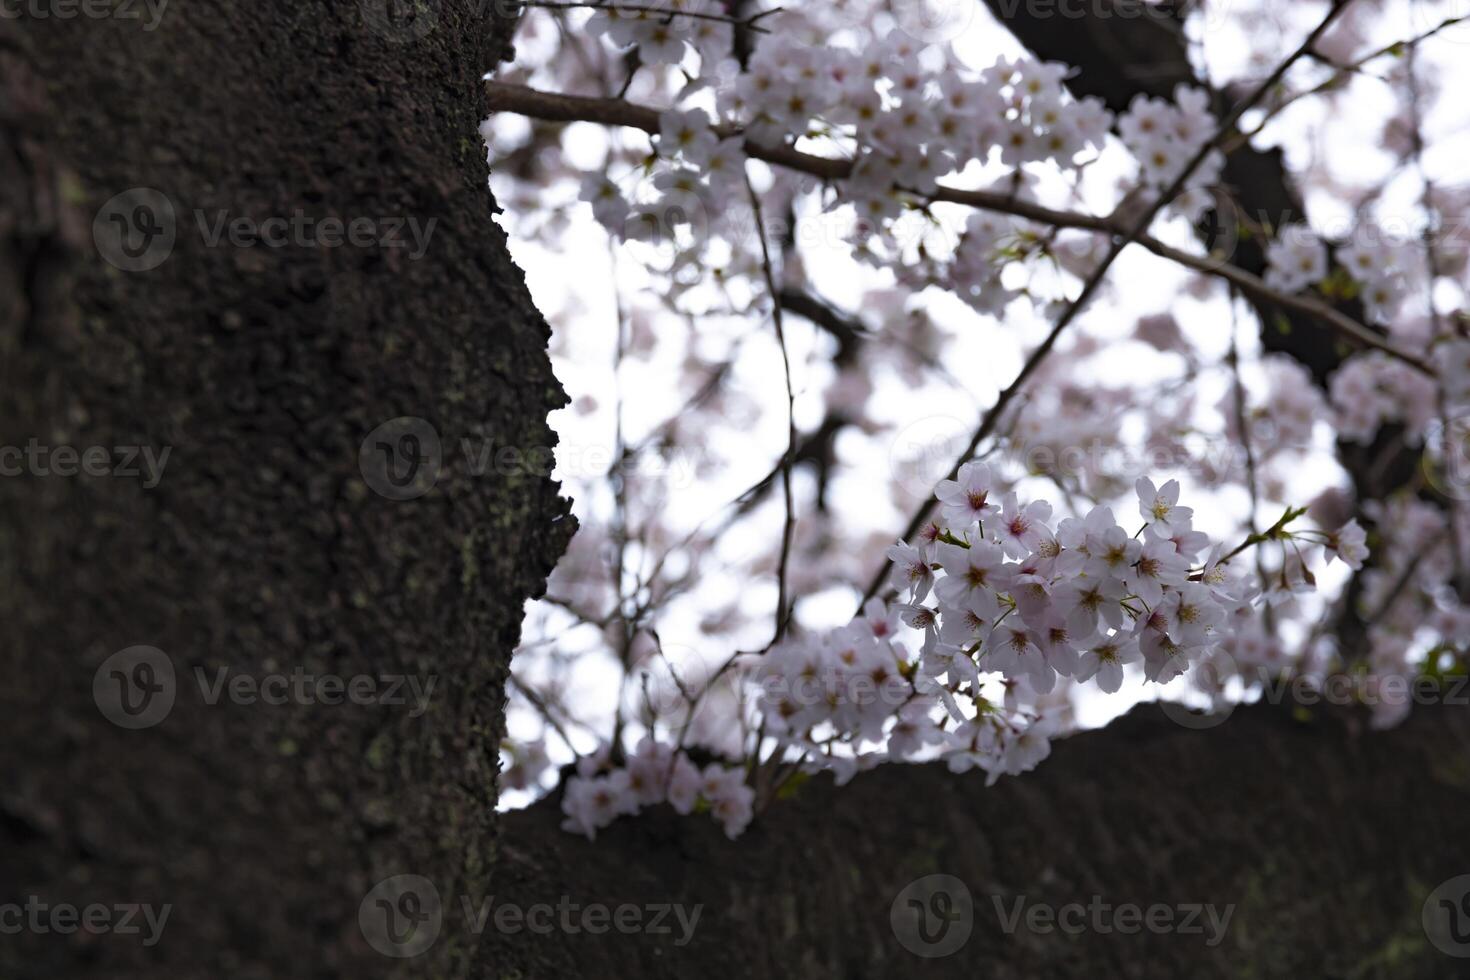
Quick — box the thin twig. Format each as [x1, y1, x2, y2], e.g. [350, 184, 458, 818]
[745, 175, 798, 644]
[1222, 13, 1469, 155]
[1226, 293, 1274, 636]
[509, 674, 585, 760]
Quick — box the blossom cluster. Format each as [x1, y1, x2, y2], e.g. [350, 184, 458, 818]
[1223, 355, 1325, 455]
[743, 468, 1368, 793]
[562, 737, 755, 840]
[573, 11, 1229, 297]
[546, 468, 1371, 838]
[1265, 227, 1329, 294]
[1266, 224, 1408, 325]
[1115, 87, 1224, 221]
[1330, 350, 1439, 441]
[585, 0, 733, 66]
[896, 469, 1238, 690]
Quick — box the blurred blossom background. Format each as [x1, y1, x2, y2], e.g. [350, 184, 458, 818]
[485, 0, 1470, 805]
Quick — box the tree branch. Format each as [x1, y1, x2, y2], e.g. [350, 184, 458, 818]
[482, 80, 1431, 374]
[479, 702, 1470, 978]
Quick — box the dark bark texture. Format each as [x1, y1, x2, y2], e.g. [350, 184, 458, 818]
[1, 3, 571, 978]
[480, 703, 1470, 979]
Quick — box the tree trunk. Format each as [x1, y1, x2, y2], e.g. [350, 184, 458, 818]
[1, 4, 571, 978]
[479, 702, 1470, 979]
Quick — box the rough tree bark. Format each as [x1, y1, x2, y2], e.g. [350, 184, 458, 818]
[2, 3, 571, 977]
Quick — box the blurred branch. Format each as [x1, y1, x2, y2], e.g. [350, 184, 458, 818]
[483, 79, 1431, 373]
[1222, 12, 1470, 155]
[745, 175, 798, 644]
[777, 287, 867, 366]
